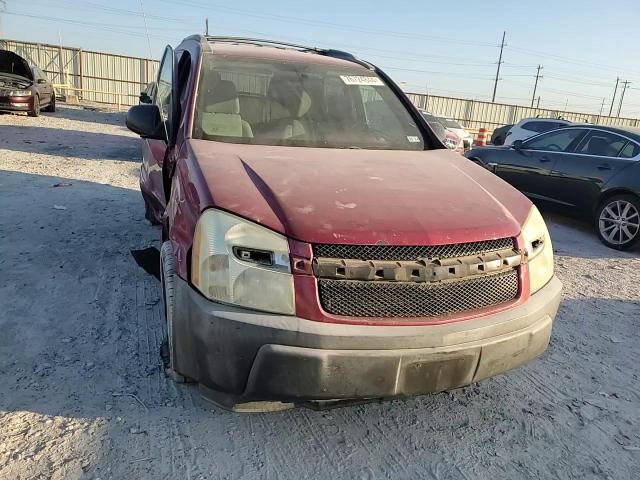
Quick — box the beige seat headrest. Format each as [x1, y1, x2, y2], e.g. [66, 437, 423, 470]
[203, 80, 240, 115]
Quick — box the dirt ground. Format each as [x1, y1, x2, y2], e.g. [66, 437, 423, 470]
[0, 105, 639, 480]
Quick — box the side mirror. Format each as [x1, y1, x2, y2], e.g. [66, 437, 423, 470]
[37, 78, 47, 84]
[126, 104, 166, 140]
[512, 140, 524, 151]
[139, 92, 152, 104]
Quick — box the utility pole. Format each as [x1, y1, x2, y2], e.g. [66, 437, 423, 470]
[617, 80, 631, 117]
[139, 0, 153, 58]
[531, 65, 543, 108]
[596, 98, 606, 124]
[205, 17, 209, 35]
[536, 96, 541, 109]
[424, 81, 429, 109]
[0, 1, 6, 39]
[609, 77, 619, 116]
[491, 31, 506, 103]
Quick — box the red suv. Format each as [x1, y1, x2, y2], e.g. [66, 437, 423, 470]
[126, 36, 562, 410]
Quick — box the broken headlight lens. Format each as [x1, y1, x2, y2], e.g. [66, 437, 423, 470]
[521, 205, 554, 293]
[191, 209, 294, 314]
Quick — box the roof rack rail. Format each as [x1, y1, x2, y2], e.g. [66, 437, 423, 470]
[204, 36, 323, 53]
[201, 35, 373, 69]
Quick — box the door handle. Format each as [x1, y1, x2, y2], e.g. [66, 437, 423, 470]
[539, 157, 551, 163]
[597, 164, 612, 171]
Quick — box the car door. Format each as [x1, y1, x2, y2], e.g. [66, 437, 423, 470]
[140, 46, 174, 217]
[494, 127, 587, 203]
[37, 68, 53, 104]
[31, 68, 46, 102]
[548, 129, 638, 213]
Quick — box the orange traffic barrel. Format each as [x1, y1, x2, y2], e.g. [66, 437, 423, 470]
[474, 127, 487, 147]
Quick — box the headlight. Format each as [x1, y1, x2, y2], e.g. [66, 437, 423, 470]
[521, 206, 554, 293]
[191, 209, 295, 314]
[443, 137, 458, 150]
[8, 90, 32, 96]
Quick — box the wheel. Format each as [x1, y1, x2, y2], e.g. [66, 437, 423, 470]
[43, 93, 56, 112]
[160, 241, 190, 383]
[595, 194, 640, 250]
[28, 96, 40, 117]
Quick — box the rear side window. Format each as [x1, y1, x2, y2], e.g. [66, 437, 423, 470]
[619, 141, 640, 158]
[524, 128, 585, 152]
[521, 121, 540, 132]
[522, 121, 563, 133]
[577, 131, 627, 157]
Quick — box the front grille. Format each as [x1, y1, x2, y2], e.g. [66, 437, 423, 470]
[313, 238, 515, 261]
[318, 269, 518, 318]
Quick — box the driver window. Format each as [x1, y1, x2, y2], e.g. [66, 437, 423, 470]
[155, 47, 173, 123]
[524, 129, 585, 152]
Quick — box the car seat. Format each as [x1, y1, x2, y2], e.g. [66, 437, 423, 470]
[262, 74, 312, 140]
[200, 80, 253, 138]
[587, 137, 615, 156]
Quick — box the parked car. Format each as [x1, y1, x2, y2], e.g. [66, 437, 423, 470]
[0, 49, 55, 117]
[436, 116, 474, 150]
[419, 110, 463, 153]
[491, 123, 514, 146]
[504, 118, 571, 146]
[126, 35, 561, 410]
[466, 125, 640, 250]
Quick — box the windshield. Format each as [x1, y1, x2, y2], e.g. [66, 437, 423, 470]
[192, 54, 425, 150]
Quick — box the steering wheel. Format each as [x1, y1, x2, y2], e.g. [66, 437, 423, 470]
[546, 144, 563, 152]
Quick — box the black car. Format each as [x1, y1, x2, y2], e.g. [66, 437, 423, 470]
[0, 50, 55, 117]
[466, 125, 640, 250]
[491, 123, 514, 146]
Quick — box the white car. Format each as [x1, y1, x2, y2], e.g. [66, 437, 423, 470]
[504, 118, 571, 146]
[435, 116, 474, 150]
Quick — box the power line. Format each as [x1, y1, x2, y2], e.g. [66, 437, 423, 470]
[381, 65, 497, 80]
[158, 0, 501, 47]
[543, 74, 613, 88]
[30, 0, 201, 23]
[506, 44, 640, 77]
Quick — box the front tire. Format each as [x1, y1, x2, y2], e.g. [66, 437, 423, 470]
[28, 96, 40, 117]
[160, 241, 190, 383]
[595, 194, 640, 250]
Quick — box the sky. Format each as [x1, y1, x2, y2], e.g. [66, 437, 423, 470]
[3, 0, 640, 117]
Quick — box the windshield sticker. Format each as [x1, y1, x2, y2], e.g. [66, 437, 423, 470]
[407, 136, 420, 143]
[340, 75, 384, 86]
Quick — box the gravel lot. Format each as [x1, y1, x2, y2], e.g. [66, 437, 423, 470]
[1, 105, 639, 480]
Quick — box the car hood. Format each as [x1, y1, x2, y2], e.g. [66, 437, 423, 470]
[0, 50, 33, 81]
[189, 140, 531, 245]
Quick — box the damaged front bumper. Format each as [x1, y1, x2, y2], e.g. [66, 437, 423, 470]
[172, 275, 562, 407]
[0, 95, 33, 112]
